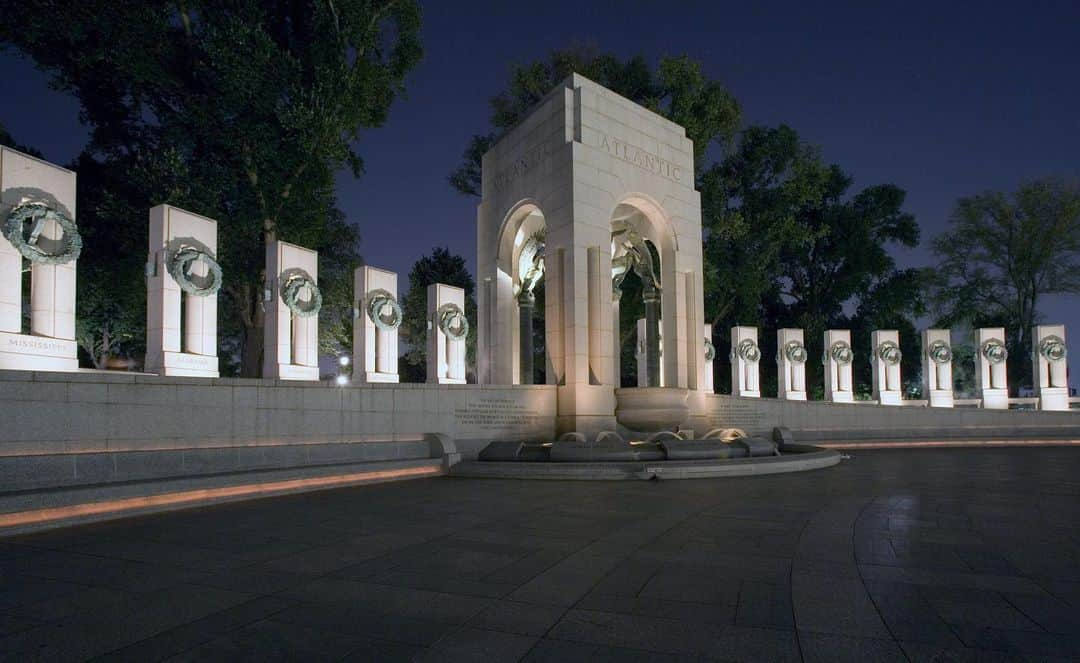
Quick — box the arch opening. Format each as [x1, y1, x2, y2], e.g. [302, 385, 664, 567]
[495, 201, 548, 385]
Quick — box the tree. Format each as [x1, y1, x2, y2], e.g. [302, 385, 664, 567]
[926, 178, 1080, 392]
[0, 0, 422, 374]
[449, 46, 740, 197]
[704, 124, 922, 395]
[775, 168, 922, 395]
[398, 248, 476, 382]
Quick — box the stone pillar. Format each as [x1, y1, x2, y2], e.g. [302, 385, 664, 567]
[777, 328, 807, 401]
[353, 266, 399, 383]
[730, 325, 761, 397]
[0, 147, 79, 371]
[703, 324, 715, 393]
[824, 329, 854, 402]
[428, 283, 467, 384]
[263, 240, 319, 380]
[1033, 324, 1068, 411]
[518, 292, 534, 385]
[871, 329, 903, 405]
[635, 317, 665, 387]
[921, 329, 954, 407]
[975, 327, 1009, 409]
[145, 205, 219, 378]
[642, 288, 661, 388]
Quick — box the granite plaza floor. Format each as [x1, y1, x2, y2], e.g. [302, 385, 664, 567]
[1, 447, 1079, 662]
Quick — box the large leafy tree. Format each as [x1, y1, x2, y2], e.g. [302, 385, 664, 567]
[774, 166, 922, 396]
[702, 124, 921, 395]
[926, 178, 1080, 392]
[0, 0, 422, 374]
[398, 248, 477, 383]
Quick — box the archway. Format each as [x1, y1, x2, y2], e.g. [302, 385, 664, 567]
[495, 200, 547, 385]
[609, 195, 678, 388]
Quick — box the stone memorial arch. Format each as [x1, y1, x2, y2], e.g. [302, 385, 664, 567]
[477, 74, 707, 434]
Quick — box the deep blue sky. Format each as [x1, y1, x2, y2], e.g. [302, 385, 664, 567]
[2, 0, 1078, 376]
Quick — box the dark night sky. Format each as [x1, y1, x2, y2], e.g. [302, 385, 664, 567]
[2, 0, 1078, 377]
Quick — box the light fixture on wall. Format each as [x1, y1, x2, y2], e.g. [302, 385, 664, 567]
[335, 354, 351, 386]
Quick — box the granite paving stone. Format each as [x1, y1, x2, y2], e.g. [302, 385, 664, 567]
[0, 447, 1077, 661]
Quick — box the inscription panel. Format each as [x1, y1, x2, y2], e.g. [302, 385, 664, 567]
[597, 132, 684, 183]
[706, 398, 772, 432]
[455, 396, 543, 431]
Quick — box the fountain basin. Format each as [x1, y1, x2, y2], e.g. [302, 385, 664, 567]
[615, 387, 689, 432]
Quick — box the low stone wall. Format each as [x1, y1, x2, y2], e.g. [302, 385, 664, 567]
[703, 394, 1080, 444]
[0, 370, 556, 459]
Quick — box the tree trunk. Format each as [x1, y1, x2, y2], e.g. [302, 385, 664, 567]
[240, 288, 265, 377]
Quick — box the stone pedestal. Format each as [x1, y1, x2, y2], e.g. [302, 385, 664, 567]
[145, 205, 219, 378]
[428, 283, 466, 384]
[703, 324, 714, 393]
[871, 329, 903, 405]
[635, 318, 665, 387]
[0, 147, 79, 372]
[263, 240, 318, 381]
[975, 327, 1009, 409]
[824, 329, 854, 403]
[518, 293, 534, 384]
[1033, 324, 1068, 411]
[922, 329, 954, 408]
[777, 328, 807, 401]
[353, 266, 399, 383]
[730, 325, 760, 398]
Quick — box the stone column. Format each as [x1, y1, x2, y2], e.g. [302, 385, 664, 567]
[703, 324, 715, 393]
[0, 146, 79, 372]
[643, 287, 661, 387]
[823, 329, 854, 403]
[518, 292, 534, 385]
[974, 327, 1008, 409]
[871, 329, 903, 405]
[777, 328, 807, 401]
[428, 283, 467, 384]
[1033, 324, 1068, 410]
[145, 205, 219, 378]
[264, 240, 319, 380]
[921, 329, 954, 408]
[353, 266, 399, 383]
[730, 325, 761, 397]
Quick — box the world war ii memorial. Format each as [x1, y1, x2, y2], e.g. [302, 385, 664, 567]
[1, 3, 1079, 661]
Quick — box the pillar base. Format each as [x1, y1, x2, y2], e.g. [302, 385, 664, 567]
[147, 351, 219, 378]
[433, 377, 466, 385]
[269, 364, 319, 381]
[358, 372, 399, 384]
[980, 388, 1009, 410]
[0, 332, 78, 371]
[1039, 387, 1069, 411]
[782, 392, 807, 401]
[826, 391, 854, 403]
[927, 390, 954, 408]
[878, 391, 903, 406]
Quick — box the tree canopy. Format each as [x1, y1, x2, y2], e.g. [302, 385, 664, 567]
[0, 0, 422, 374]
[926, 178, 1080, 392]
[706, 124, 922, 395]
[398, 247, 477, 382]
